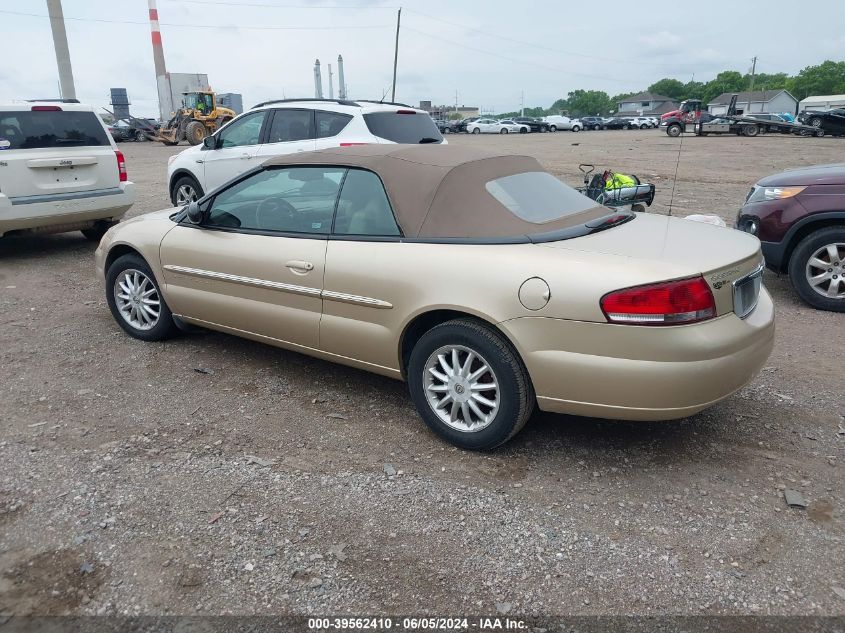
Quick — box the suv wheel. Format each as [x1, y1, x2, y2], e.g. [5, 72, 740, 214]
[106, 254, 179, 340]
[788, 227, 845, 312]
[81, 221, 117, 242]
[171, 175, 204, 206]
[809, 117, 823, 128]
[407, 319, 535, 450]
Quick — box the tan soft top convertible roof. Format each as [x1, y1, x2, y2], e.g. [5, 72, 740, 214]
[263, 144, 607, 239]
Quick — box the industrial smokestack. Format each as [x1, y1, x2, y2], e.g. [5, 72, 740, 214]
[337, 55, 346, 99]
[46, 0, 76, 100]
[327, 64, 334, 99]
[314, 59, 323, 99]
[147, 0, 171, 121]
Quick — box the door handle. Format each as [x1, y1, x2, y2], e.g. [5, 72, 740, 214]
[286, 260, 314, 273]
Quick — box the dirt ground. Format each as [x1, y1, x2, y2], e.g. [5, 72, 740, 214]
[1, 130, 843, 621]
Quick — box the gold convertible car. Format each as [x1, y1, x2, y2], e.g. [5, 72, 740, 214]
[95, 145, 774, 449]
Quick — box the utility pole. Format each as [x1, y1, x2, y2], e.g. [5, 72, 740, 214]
[520, 90, 524, 117]
[391, 8, 401, 102]
[749, 56, 757, 92]
[454, 90, 458, 114]
[46, 0, 76, 100]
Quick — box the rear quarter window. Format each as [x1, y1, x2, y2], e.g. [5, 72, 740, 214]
[362, 112, 443, 144]
[485, 171, 598, 223]
[0, 110, 110, 150]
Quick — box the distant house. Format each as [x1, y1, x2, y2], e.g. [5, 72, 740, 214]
[708, 89, 798, 116]
[616, 92, 679, 116]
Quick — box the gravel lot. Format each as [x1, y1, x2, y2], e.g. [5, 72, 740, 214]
[1, 130, 843, 620]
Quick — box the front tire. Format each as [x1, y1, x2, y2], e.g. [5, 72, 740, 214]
[106, 254, 178, 341]
[472, 127, 480, 135]
[549, 125, 557, 132]
[407, 319, 535, 450]
[500, 128, 508, 134]
[788, 227, 845, 312]
[185, 121, 207, 145]
[809, 117, 822, 128]
[171, 175, 204, 206]
[666, 123, 682, 137]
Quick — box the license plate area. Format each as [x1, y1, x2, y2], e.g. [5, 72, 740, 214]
[733, 264, 764, 319]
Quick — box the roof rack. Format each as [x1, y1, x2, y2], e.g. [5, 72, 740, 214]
[251, 98, 360, 109]
[26, 98, 81, 103]
[355, 99, 415, 108]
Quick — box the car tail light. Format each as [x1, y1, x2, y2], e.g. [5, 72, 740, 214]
[31, 105, 62, 111]
[115, 149, 127, 182]
[601, 276, 716, 326]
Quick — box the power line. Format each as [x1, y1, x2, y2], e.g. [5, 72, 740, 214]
[403, 26, 633, 85]
[0, 9, 389, 30]
[403, 8, 681, 69]
[165, 0, 398, 8]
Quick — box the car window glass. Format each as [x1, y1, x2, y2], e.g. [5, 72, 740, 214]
[218, 111, 266, 148]
[316, 111, 353, 138]
[267, 109, 313, 143]
[486, 171, 598, 223]
[0, 110, 109, 150]
[204, 167, 345, 234]
[333, 169, 400, 236]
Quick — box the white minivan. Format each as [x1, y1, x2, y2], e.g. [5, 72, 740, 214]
[0, 101, 135, 239]
[542, 115, 582, 132]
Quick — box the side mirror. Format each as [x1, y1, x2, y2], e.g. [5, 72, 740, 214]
[202, 135, 217, 150]
[186, 201, 204, 224]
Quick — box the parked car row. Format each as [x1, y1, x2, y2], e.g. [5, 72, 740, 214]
[435, 114, 663, 134]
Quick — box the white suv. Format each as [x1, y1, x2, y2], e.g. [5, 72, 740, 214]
[167, 99, 444, 205]
[0, 101, 135, 239]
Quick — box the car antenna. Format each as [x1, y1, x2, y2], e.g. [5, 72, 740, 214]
[667, 124, 684, 217]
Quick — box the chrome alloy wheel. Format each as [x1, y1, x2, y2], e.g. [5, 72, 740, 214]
[423, 345, 500, 433]
[175, 183, 198, 204]
[806, 242, 845, 299]
[114, 269, 161, 330]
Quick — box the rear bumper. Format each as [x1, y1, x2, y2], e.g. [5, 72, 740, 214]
[0, 182, 136, 235]
[500, 287, 775, 421]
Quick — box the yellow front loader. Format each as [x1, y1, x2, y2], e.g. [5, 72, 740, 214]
[154, 91, 236, 146]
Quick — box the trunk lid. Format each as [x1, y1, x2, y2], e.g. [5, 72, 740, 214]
[0, 107, 119, 200]
[540, 213, 764, 317]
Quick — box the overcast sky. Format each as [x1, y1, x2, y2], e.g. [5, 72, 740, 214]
[1, 0, 843, 118]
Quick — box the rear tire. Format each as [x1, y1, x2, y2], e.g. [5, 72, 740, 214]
[743, 124, 759, 137]
[106, 254, 178, 341]
[500, 128, 508, 134]
[788, 227, 845, 312]
[134, 130, 147, 142]
[549, 125, 557, 132]
[81, 221, 116, 242]
[809, 117, 822, 128]
[407, 319, 535, 450]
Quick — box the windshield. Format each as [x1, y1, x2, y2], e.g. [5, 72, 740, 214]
[363, 112, 443, 144]
[485, 172, 600, 223]
[0, 110, 109, 149]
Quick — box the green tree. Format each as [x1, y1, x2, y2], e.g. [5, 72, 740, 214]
[549, 98, 568, 114]
[682, 80, 705, 100]
[701, 71, 745, 104]
[566, 90, 612, 116]
[648, 78, 685, 100]
[786, 60, 845, 100]
[747, 72, 788, 91]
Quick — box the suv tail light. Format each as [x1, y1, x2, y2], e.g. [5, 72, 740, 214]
[115, 150, 127, 182]
[31, 105, 62, 111]
[339, 142, 368, 147]
[601, 276, 716, 326]
[396, 109, 416, 114]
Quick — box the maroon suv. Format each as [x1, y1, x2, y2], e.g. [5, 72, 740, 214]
[737, 163, 845, 312]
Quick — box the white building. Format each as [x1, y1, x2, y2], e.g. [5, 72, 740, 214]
[798, 94, 845, 112]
